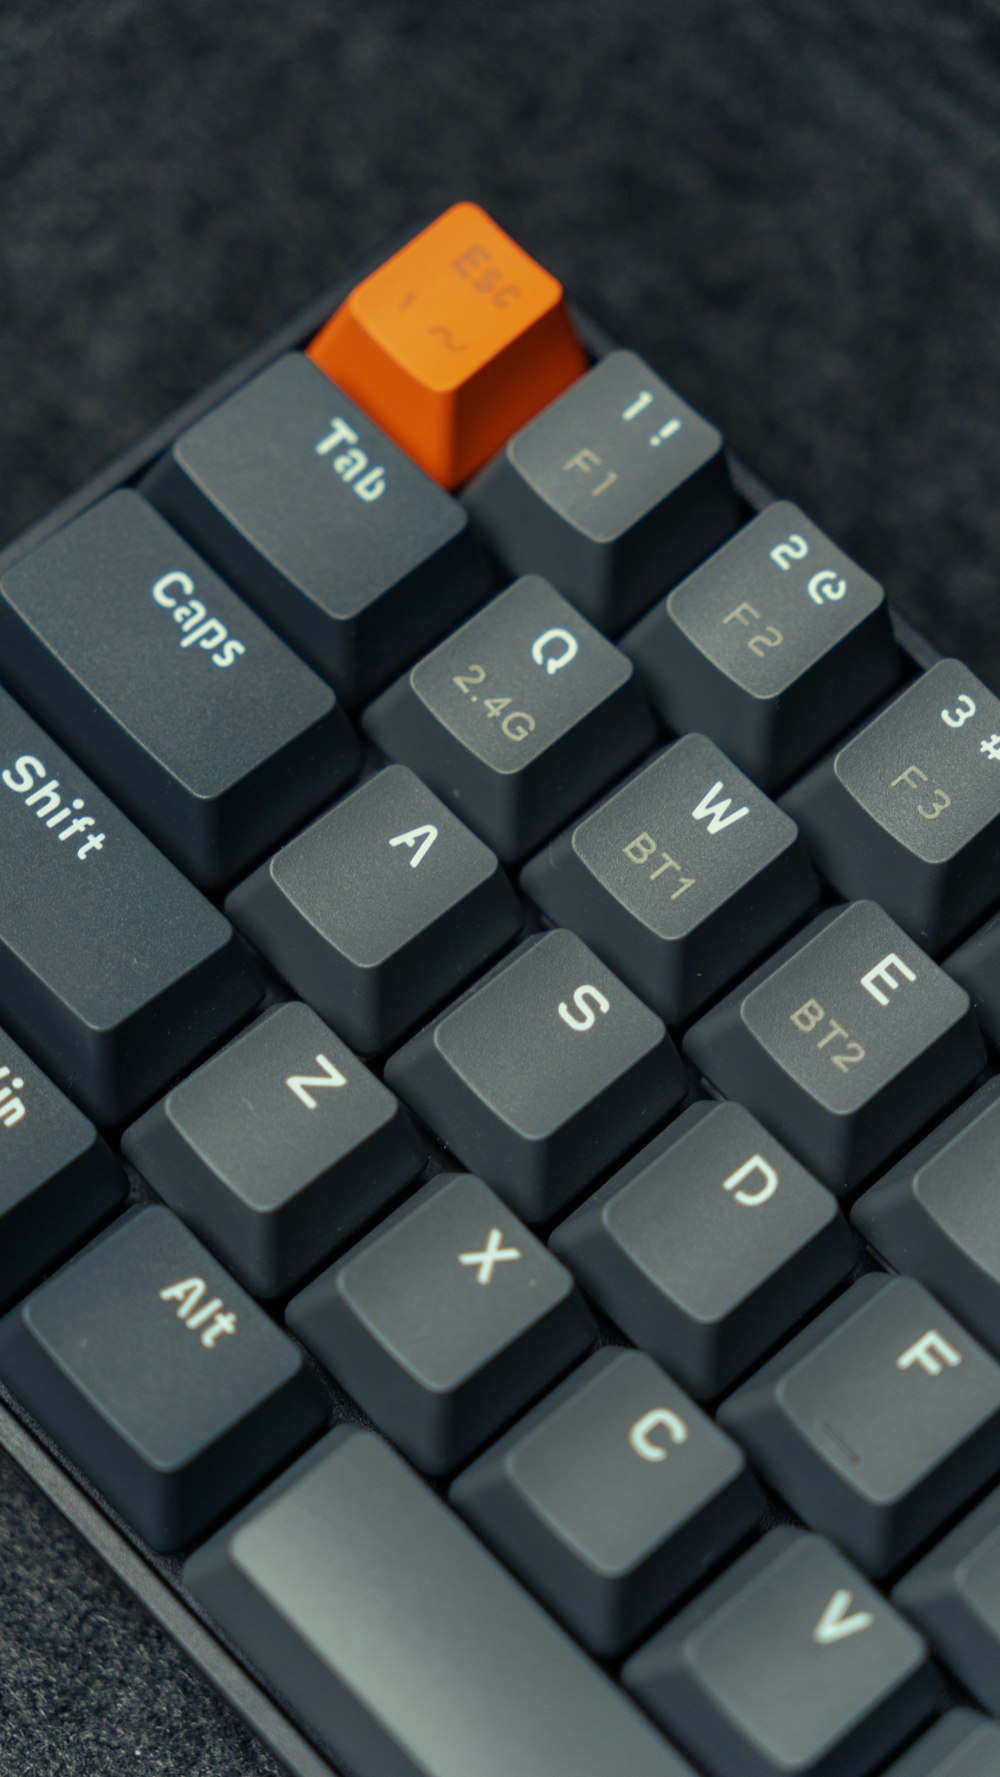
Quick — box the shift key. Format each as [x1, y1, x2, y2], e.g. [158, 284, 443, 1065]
[0, 685, 261, 1124]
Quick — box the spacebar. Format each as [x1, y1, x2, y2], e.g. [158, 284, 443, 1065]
[185, 1429, 692, 1777]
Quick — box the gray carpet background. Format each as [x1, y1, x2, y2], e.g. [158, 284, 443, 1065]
[1, 1, 999, 1770]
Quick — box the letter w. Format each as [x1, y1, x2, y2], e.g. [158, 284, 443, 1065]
[286, 1053, 348, 1109]
[691, 781, 750, 835]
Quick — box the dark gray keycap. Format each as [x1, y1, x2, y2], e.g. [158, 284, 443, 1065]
[521, 735, 818, 1024]
[895, 1484, 1000, 1713]
[451, 1347, 763, 1656]
[144, 352, 493, 704]
[385, 929, 685, 1221]
[946, 908, 1000, 1047]
[784, 661, 1000, 954]
[463, 350, 742, 632]
[552, 1102, 853, 1398]
[0, 491, 359, 888]
[185, 1427, 695, 1777]
[286, 1173, 594, 1474]
[685, 901, 984, 1192]
[226, 765, 520, 1052]
[624, 1528, 936, 1777]
[0, 1023, 125, 1310]
[883, 1713, 1000, 1777]
[719, 1274, 1000, 1575]
[0, 1206, 325, 1549]
[0, 686, 261, 1124]
[623, 502, 901, 791]
[363, 575, 656, 860]
[123, 1003, 424, 1298]
[854, 1079, 1000, 1360]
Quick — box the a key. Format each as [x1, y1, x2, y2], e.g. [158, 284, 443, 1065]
[450, 1347, 763, 1657]
[306, 202, 590, 489]
[385, 929, 685, 1222]
[185, 1428, 695, 1777]
[463, 350, 743, 631]
[286, 1173, 595, 1474]
[854, 1079, 1000, 1360]
[552, 1102, 854, 1399]
[521, 735, 819, 1025]
[0, 1023, 125, 1311]
[0, 490, 359, 887]
[895, 1483, 1000, 1714]
[0, 685, 261, 1124]
[0, 1206, 325, 1549]
[719, 1274, 1000, 1575]
[143, 352, 493, 704]
[684, 900, 984, 1192]
[226, 765, 520, 1052]
[122, 1003, 424, 1298]
[946, 908, 1000, 1047]
[623, 502, 901, 791]
[362, 575, 656, 861]
[783, 661, 1000, 954]
[623, 1528, 937, 1777]
[883, 1713, 1000, 1777]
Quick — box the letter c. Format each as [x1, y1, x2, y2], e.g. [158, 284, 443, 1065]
[152, 570, 195, 609]
[629, 1409, 689, 1462]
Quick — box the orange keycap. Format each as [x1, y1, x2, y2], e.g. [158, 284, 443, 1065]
[307, 202, 589, 489]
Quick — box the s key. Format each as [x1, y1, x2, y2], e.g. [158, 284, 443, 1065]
[363, 575, 655, 860]
[0, 490, 359, 888]
[685, 901, 984, 1192]
[623, 502, 901, 791]
[784, 661, 1000, 954]
[0, 686, 261, 1124]
[385, 929, 685, 1222]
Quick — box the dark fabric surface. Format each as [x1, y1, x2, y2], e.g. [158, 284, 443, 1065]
[1, 2, 999, 1771]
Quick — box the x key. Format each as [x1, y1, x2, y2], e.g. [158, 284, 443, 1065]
[287, 1173, 594, 1474]
[458, 1228, 522, 1284]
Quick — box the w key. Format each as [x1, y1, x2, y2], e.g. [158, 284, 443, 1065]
[0, 490, 358, 888]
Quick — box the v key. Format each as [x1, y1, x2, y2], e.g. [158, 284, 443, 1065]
[812, 1587, 875, 1645]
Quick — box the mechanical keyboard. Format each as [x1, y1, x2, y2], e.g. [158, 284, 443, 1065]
[3, 200, 1000, 1777]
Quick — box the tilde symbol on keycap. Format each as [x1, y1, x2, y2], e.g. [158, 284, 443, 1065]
[458, 1228, 522, 1286]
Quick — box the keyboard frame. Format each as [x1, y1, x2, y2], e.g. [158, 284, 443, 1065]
[0, 234, 946, 1777]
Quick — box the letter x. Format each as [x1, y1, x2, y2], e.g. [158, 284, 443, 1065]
[458, 1228, 521, 1286]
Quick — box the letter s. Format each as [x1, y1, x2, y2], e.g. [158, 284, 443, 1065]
[212, 640, 247, 669]
[558, 984, 611, 1033]
[2, 754, 45, 794]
